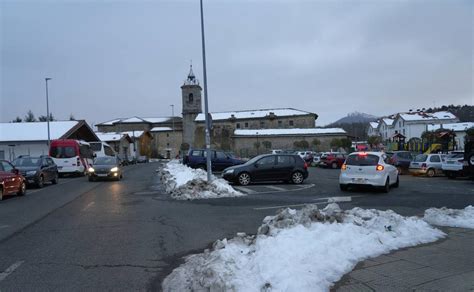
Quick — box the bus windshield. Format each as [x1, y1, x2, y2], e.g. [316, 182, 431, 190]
[50, 146, 77, 158]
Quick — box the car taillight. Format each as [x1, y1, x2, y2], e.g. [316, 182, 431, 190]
[304, 162, 308, 169]
[376, 164, 384, 171]
[77, 158, 81, 166]
[458, 159, 464, 163]
[421, 163, 427, 169]
[341, 164, 347, 171]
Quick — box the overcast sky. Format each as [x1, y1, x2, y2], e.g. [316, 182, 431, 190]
[1, 0, 472, 126]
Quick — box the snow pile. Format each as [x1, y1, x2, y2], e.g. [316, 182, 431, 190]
[162, 204, 444, 292]
[158, 160, 245, 200]
[424, 205, 474, 229]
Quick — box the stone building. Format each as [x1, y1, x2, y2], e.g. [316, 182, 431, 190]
[96, 67, 348, 158]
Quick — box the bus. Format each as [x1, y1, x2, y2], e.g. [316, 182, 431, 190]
[49, 139, 94, 176]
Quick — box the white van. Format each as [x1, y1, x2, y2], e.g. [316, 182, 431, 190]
[89, 142, 116, 158]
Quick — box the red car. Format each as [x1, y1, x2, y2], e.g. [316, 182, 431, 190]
[320, 152, 347, 169]
[0, 160, 26, 201]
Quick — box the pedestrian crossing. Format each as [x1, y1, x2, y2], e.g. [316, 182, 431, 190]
[233, 183, 315, 194]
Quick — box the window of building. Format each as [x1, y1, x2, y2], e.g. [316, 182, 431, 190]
[289, 120, 294, 126]
[399, 121, 401, 127]
[167, 143, 170, 147]
[188, 93, 194, 102]
[0, 150, 4, 160]
[260, 121, 265, 128]
[236, 123, 241, 129]
[403, 129, 406, 135]
[167, 133, 169, 137]
[244, 122, 249, 128]
[278, 120, 282, 127]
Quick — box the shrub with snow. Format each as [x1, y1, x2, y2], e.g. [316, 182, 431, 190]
[158, 160, 245, 200]
[424, 205, 474, 229]
[162, 203, 445, 292]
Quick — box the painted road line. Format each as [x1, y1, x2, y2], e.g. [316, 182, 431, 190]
[82, 201, 95, 211]
[0, 261, 25, 282]
[234, 186, 258, 194]
[264, 185, 287, 191]
[254, 202, 328, 211]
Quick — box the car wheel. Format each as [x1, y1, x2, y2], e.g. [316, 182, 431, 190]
[426, 168, 435, 177]
[291, 171, 304, 184]
[382, 178, 390, 193]
[331, 162, 338, 169]
[52, 173, 59, 184]
[238, 172, 251, 186]
[37, 175, 44, 188]
[340, 184, 348, 191]
[393, 175, 399, 188]
[17, 181, 26, 196]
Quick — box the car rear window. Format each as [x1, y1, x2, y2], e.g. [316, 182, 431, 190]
[191, 150, 202, 157]
[13, 157, 41, 167]
[414, 155, 427, 162]
[447, 153, 464, 159]
[346, 154, 379, 166]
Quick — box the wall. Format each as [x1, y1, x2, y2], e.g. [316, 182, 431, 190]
[232, 134, 348, 158]
[0, 142, 49, 161]
[151, 130, 183, 158]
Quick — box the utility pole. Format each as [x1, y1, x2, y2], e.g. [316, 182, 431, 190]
[45, 78, 52, 147]
[200, 0, 212, 181]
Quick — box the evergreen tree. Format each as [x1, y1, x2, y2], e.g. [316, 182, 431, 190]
[24, 110, 36, 122]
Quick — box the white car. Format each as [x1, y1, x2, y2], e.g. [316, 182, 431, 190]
[442, 151, 464, 178]
[339, 152, 399, 193]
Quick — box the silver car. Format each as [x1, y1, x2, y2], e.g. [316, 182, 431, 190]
[409, 154, 446, 177]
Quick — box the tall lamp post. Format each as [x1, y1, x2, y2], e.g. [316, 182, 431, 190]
[45, 78, 52, 147]
[256, 131, 259, 155]
[200, 0, 212, 182]
[170, 104, 175, 158]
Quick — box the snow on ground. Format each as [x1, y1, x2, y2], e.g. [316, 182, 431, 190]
[162, 203, 445, 292]
[158, 160, 245, 200]
[424, 205, 474, 229]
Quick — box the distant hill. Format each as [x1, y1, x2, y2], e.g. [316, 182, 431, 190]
[331, 112, 378, 124]
[324, 112, 378, 140]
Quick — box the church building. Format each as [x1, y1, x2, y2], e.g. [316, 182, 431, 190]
[96, 67, 347, 158]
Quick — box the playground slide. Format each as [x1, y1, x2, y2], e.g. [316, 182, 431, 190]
[424, 143, 442, 154]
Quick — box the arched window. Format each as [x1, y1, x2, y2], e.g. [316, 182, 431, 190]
[188, 93, 194, 102]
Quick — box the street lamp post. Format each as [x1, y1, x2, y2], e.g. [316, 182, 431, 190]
[256, 131, 259, 155]
[170, 104, 175, 158]
[200, 0, 212, 182]
[45, 78, 52, 147]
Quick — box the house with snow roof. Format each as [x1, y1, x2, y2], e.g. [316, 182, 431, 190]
[368, 110, 459, 144]
[0, 120, 98, 161]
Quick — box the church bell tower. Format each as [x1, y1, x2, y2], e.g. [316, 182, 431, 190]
[181, 65, 202, 148]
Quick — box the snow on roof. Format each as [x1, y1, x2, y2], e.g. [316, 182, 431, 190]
[427, 122, 474, 132]
[234, 128, 346, 136]
[381, 118, 395, 126]
[150, 127, 173, 132]
[97, 118, 123, 126]
[0, 121, 80, 142]
[399, 111, 457, 122]
[120, 116, 148, 123]
[195, 108, 314, 122]
[369, 122, 379, 129]
[95, 132, 127, 142]
[143, 117, 174, 123]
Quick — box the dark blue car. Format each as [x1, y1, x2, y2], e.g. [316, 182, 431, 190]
[183, 149, 244, 171]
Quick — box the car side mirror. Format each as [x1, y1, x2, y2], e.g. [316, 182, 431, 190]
[254, 163, 259, 168]
[12, 169, 19, 175]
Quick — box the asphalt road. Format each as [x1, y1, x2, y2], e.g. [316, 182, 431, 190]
[0, 163, 473, 291]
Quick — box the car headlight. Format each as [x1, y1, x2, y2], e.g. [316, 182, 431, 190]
[26, 170, 37, 176]
[110, 167, 119, 172]
[88, 167, 95, 173]
[224, 169, 234, 174]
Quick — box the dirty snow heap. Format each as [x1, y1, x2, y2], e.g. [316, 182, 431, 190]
[158, 160, 245, 200]
[424, 205, 474, 229]
[162, 203, 445, 292]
